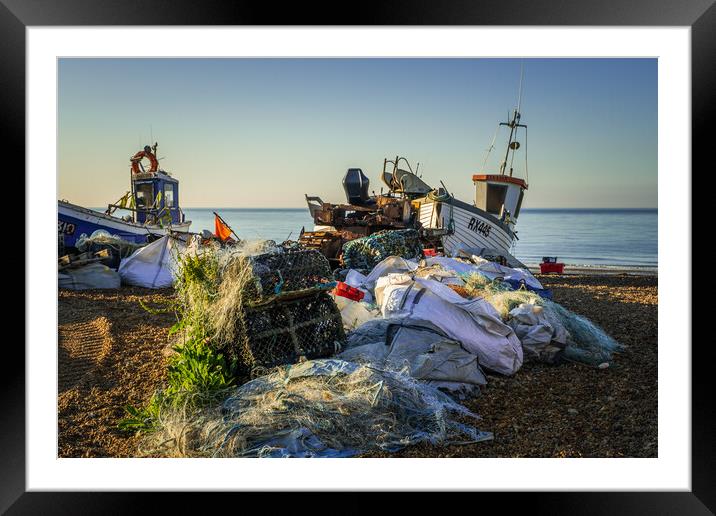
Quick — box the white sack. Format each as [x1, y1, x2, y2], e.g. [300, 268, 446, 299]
[344, 269, 367, 289]
[379, 275, 523, 375]
[342, 256, 419, 303]
[118, 235, 185, 288]
[362, 256, 419, 292]
[508, 303, 567, 364]
[374, 272, 415, 308]
[332, 294, 381, 331]
[343, 269, 373, 303]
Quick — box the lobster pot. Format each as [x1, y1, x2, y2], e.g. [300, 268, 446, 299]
[235, 292, 346, 375]
[341, 229, 423, 271]
[249, 248, 334, 298]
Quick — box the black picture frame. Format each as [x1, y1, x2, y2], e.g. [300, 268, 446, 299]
[5, 0, 710, 511]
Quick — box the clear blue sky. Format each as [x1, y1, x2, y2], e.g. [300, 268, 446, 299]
[58, 58, 657, 209]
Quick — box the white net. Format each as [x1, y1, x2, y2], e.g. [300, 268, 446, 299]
[140, 359, 492, 457]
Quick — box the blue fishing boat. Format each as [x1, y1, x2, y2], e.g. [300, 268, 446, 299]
[58, 143, 191, 248]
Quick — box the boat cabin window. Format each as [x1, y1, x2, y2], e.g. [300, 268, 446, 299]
[486, 184, 508, 214]
[135, 183, 154, 208]
[164, 184, 175, 208]
[514, 189, 524, 218]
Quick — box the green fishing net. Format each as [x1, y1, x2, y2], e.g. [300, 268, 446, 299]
[342, 229, 423, 271]
[462, 273, 623, 365]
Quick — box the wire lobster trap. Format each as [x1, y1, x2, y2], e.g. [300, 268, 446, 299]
[232, 291, 346, 376]
[341, 228, 423, 271]
[246, 247, 335, 302]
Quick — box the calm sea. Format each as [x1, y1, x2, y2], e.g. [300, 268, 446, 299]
[178, 207, 657, 267]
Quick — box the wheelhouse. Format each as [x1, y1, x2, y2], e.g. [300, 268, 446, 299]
[472, 174, 527, 228]
[132, 171, 185, 226]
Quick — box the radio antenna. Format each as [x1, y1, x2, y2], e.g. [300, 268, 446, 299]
[516, 62, 524, 114]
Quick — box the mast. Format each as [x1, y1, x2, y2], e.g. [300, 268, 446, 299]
[130, 150, 137, 223]
[499, 65, 527, 177]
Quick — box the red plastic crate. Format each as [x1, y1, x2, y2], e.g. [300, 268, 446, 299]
[334, 281, 365, 302]
[540, 262, 564, 274]
[423, 248, 438, 257]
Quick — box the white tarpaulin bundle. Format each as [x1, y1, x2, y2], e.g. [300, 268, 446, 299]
[332, 294, 381, 331]
[118, 235, 185, 288]
[377, 274, 524, 375]
[58, 262, 121, 290]
[349, 256, 419, 293]
[346, 255, 543, 294]
[507, 303, 567, 364]
[425, 255, 544, 291]
[340, 318, 487, 397]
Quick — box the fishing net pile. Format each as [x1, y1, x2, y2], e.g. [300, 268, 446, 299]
[337, 255, 623, 368]
[139, 359, 492, 458]
[461, 272, 623, 365]
[76, 229, 146, 257]
[125, 233, 629, 459]
[175, 240, 344, 376]
[342, 229, 423, 271]
[75, 229, 146, 268]
[544, 301, 623, 365]
[462, 273, 545, 318]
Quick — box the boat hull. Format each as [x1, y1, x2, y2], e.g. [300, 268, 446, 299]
[419, 197, 517, 257]
[58, 201, 191, 248]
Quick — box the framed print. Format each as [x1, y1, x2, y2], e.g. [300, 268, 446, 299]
[5, 0, 712, 510]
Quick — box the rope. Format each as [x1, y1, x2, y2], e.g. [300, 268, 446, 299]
[479, 124, 500, 173]
[427, 190, 455, 234]
[273, 270, 285, 295]
[427, 190, 451, 202]
[524, 126, 529, 185]
[446, 199, 455, 233]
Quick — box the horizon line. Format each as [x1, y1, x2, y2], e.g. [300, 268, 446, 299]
[176, 206, 659, 210]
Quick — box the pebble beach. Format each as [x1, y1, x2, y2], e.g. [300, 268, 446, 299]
[58, 271, 657, 458]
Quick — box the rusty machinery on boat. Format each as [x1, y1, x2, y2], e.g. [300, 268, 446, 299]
[299, 156, 448, 266]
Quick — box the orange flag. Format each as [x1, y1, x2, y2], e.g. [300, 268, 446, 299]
[214, 214, 233, 241]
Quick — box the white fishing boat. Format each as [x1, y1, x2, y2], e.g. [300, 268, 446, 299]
[301, 73, 530, 268]
[413, 83, 529, 265]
